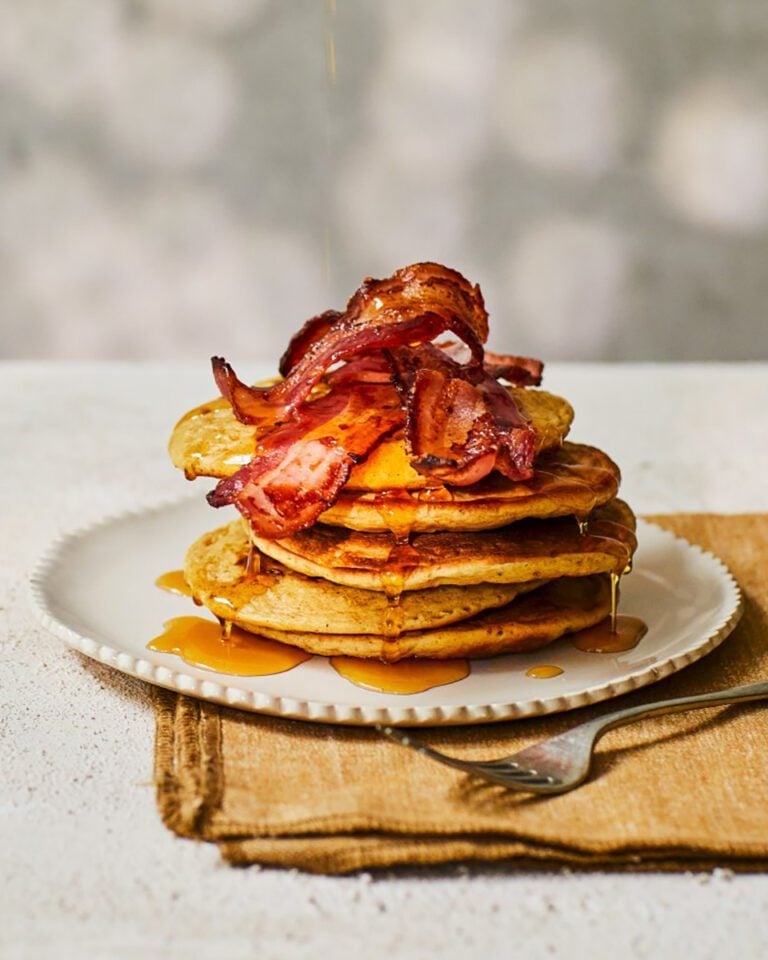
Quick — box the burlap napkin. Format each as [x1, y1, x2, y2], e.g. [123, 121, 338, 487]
[153, 515, 768, 873]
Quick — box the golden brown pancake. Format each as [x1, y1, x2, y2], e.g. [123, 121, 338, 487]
[168, 386, 574, 489]
[184, 521, 546, 636]
[223, 575, 612, 661]
[320, 442, 620, 533]
[250, 499, 637, 592]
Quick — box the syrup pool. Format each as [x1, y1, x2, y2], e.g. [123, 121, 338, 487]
[330, 655, 470, 694]
[572, 615, 648, 654]
[148, 616, 311, 676]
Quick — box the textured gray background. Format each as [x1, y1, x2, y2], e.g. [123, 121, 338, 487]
[2, 0, 768, 361]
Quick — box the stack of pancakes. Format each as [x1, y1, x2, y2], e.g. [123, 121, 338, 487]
[170, 385, 637, 662]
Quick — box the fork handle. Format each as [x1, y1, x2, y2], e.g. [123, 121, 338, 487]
[586, 680, 768, 741]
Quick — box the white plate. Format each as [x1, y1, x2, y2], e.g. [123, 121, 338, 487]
[29, 497, 743, 726]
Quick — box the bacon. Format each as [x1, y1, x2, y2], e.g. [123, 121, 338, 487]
[262, 262, 488, 413]
[483, 351, 543, 387]
[279, 309, 341, 377]
[206, 382, 403, 537]
[387, 343, 537, 484]
[476, 373, 537, 480]
[212, 357, 282, 426]
[407, 368, 499, 485]
[325, 353, 393, 387]
[207, 262, 543, 532]
[401, 340, 543, 387]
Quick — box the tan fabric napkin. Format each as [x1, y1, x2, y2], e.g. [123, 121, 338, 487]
[154, 515, 768, 873]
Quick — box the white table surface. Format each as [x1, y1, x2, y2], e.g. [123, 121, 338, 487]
[3, 361, 768, 960]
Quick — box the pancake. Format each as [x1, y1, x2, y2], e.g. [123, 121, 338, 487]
[251, 499, 637, 592]
[223, 575, 612, 661]
[184, 521, 545, 636]
[320, 442, 620, 533]
[168, 386, 574, 489]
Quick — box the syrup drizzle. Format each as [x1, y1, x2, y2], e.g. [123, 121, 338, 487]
[322, 0, 338, 300]
[566, 487, 645, 648]
[610, 571, 619, 632]
[154, 570, 192, 596]
[371, 492, 425, 639]
[533, 457, 616, 528]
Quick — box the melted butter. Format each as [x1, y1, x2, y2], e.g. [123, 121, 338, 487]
[330, 656, 469, 694]
[148, 616, 311, 676]
[155, 570, 192, 596]
[525, 664, 564, 679]
[572, 615, 648, 654]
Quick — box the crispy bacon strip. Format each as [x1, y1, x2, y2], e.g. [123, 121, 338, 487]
[387, 343, 537, 484]
[212, 357, 281, 426]
[407, 368, 499, 485]
[206, 382, 403, 537]
[278, 309, 341, 377]
[483, 350, 543, 387]
[477, 374, 537, 480]
[436, 341, 543, 387]
[325, 353, 393, 387]
[264, 263, 488, 412]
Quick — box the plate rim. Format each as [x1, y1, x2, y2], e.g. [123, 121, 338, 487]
[28, 496, 744, 726]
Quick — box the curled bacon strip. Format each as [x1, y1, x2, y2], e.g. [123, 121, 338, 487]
[483, 351, 543, 387]
[278, 309, 341, 378]
[477, 374, 537, 480]
[387, 343, 537, 484]
[407, 368, 499, 485]
[207, 381, 403, 537]
[212, 357, 280, 426]
[325, 353, 394, 387]
[266, 263, 488, 412]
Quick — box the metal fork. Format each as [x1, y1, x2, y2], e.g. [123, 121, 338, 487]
[378, 680, 768, 794]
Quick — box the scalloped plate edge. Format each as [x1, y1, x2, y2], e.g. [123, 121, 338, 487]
[28, 499, 744, 726]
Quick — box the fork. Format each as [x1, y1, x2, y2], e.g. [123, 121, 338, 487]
[378, 680, 768, 794]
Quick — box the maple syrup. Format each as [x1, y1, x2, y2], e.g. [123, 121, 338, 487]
[367, 504, 423, 636]
[532, 453, 617, 528]
[330, 655, 469, 694]
[245, 544, 259, 576]
[381, 593, 405, 638]
[373, 489, 419, 541]
[417, 485, 455, 503]
[154, 570, 192, 596]
[526, 664, 564, 679]
[148, 616, 311, 676]
[571, 615, 648, 653]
